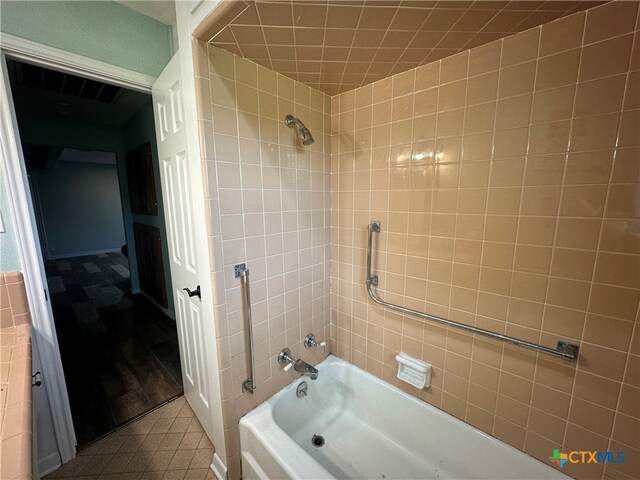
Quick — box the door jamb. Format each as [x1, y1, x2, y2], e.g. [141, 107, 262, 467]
[0, 33, 155, 92]
[0, 33, 157, 466]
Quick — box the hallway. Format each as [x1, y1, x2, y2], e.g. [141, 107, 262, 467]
[46, 252, 183, 447]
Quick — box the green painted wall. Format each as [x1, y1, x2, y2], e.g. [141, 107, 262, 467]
[0, 1, 173, 77]
[0, 166, 22, 272]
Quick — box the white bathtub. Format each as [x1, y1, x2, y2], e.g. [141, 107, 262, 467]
[240, 355, 569, 480]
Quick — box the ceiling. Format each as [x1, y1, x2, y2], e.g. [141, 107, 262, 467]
[199, 0, 604, 96]
[8, 60, 151, 127]
[22, 146, 116, 170]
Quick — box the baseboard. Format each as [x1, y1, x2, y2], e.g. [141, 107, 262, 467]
[210, 452, 227, 480]
[47, 248, 121, 260]
[38, 452, 62, 478]
[138, 290, 176, 320]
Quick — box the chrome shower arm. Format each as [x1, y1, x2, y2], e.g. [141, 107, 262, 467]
[285, 115, 303, 129]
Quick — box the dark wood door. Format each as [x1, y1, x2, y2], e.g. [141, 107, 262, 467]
[125, 142, 158, 216]
[133, 223, 168, 308]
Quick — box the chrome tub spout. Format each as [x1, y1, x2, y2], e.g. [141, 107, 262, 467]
[294, 359, 318, 380]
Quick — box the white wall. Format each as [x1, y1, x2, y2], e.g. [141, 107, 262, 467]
[34, 154, 126, 259]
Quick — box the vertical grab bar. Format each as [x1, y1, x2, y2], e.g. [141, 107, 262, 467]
[235, 263, 256, 394]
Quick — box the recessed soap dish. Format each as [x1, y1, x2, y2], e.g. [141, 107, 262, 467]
[396, 352, 431, 389]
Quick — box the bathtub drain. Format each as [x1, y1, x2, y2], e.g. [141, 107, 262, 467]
[311, 434, 325, 448]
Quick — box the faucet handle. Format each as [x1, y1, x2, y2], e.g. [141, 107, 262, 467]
[278, 348, 294, 368]
[304, 333, 326, 349]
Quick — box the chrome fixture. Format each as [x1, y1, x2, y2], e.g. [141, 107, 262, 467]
[304, 333, 326, 349]
[285, 114, 314, 146]
[366, 221, 580, 362]
[236, 263, 256, 393]
[296, 381, 308, 398]
[277, 348, 319, 380]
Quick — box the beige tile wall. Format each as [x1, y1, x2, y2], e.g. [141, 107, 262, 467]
[0, 272, 31, 330]
[0, 271, 33, 480]
[194, 43, 332, 478]
[330, 3, 639, 479]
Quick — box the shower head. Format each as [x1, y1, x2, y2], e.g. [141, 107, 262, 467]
[285, 114, 315, 146]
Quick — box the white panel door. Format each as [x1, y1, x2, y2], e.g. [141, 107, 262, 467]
[152, 54, 213, 437]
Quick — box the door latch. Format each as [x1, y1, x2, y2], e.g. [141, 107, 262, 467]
[183, 285, 201, 299]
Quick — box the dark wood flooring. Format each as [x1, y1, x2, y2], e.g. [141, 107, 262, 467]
[45, 252, 183, 448]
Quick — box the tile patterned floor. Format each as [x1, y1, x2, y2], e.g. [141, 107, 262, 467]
[45, 396, 216, 480]
[46, 253, 183, 447]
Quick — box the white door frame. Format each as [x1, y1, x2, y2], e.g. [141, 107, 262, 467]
[1, 45, 76, 467]
[0, 33, 158, 466]
[0, 33, 156, 92]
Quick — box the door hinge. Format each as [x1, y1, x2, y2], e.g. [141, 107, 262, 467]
[32, 371, 42, 387]
[44, 289, 48, 301]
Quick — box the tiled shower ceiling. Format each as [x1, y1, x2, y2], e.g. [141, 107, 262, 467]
[197, 0, 605, 96]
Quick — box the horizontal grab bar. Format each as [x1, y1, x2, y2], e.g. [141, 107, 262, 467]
[365, 221, 579, 362]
